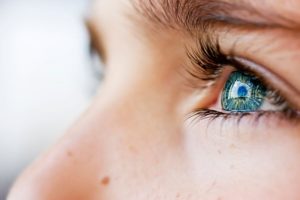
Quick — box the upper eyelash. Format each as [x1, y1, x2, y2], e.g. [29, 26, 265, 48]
[185, 35, 299, 118]
[186, 35, 227, 82]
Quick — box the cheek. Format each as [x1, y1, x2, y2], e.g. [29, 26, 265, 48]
[183, 118, 300, 199]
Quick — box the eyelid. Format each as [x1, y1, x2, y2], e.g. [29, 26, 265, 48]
[231, 56, 300, 111]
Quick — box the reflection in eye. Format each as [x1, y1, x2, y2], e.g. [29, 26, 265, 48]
[222, 71, 266, 112]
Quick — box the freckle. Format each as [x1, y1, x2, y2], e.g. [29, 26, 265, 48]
[67, 151, 73, 157]
[129, 145, 138, 154]
[101, 176, 110, 186]
[230, 165, 235, 170]
[217, 149, 222, 155]
[176, 193, 180, 198]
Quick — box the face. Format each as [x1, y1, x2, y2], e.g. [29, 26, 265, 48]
[8, 0, 300, 199]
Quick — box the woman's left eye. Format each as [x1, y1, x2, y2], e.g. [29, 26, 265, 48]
[221, 71, 267, 112]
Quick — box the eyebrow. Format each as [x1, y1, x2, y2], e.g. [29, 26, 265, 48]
[132, 0, 300, 34]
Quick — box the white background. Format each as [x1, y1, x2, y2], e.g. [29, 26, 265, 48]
[0, 0, 98, 198]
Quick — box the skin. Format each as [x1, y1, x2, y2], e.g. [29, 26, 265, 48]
[8, 0, 300, 199]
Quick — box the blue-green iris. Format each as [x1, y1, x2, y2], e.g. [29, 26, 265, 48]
[221, 71, 267, 112]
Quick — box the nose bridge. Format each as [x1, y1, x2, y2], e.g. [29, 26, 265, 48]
[8, 85, 174, 200]
[8, 62, 182, 200]
[8, 99, 126, 200]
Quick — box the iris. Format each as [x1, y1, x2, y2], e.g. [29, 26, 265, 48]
[222, 71, 267, 112]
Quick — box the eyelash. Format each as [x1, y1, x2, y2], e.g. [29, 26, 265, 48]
[186, 36, 299, 122]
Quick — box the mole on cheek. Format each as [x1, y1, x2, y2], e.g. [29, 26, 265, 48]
[101, 176, 110, 186]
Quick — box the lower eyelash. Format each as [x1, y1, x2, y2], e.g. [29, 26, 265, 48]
[189, 109, 259, 126]
[188, 109, 300, 127]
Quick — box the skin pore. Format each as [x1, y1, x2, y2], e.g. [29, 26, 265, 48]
[8, 0, 300, 200]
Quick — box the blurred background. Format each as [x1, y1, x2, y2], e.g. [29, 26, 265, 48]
[0, 0, 101, 199]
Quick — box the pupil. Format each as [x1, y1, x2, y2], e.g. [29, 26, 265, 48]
[237, 86, 248, 97]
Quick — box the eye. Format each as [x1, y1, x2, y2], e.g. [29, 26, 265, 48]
[221, 71, 266, 112]
[186, 36, 299, 122]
